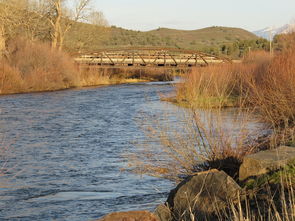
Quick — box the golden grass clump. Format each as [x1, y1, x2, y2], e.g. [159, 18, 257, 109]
[0, 38, 79, 94]
[175, 64, 240, 109]
[175, 51, 272, 110]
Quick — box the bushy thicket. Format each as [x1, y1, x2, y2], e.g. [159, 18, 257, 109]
[0, 39, 79, 94]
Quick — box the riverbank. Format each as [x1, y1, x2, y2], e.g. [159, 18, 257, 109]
[0, 76, 169, 96]
[0, 39, 173, 95]
[99, 148, 295, 220]
[0, 77, 171, 95]
[119, 34, 295, 220]
[0, 78, 149, 96]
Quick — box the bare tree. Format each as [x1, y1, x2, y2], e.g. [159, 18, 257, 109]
[0, 0, 50, 56]
[44, 0, 91, 50]
[0, 0, 31, 56]
[88, 10, 109, 27]
[0, 0, 102, 54]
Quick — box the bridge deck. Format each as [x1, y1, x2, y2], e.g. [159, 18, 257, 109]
[75, 48, 231, 68]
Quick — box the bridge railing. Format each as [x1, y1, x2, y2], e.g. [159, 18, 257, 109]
[75, 48, 232, 68]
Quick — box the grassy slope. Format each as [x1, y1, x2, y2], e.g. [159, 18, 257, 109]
[65, 24, 258, 52]
[148, 26, 258, 49]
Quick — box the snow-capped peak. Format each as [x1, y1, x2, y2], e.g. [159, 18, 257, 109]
[253, 24, 295, 39]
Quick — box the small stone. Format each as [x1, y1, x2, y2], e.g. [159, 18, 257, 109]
[97, 211, 159, 221]
[239, 146, 295, 181]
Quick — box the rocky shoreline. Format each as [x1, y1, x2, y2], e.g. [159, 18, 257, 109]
[98, 146, 295, 221]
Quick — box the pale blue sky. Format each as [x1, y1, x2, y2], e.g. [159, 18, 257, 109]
[90, 0, 295, 31]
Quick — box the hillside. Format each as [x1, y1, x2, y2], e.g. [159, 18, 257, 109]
[148, 26, 258, 49]
[65, 25, 259, 54]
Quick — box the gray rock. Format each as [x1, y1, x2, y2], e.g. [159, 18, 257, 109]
[239, 146, 295, 181]
[165, 169, 242, 220]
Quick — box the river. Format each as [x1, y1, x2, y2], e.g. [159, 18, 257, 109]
[0, 81, 262, 220]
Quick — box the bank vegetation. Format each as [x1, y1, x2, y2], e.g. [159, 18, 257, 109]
[128, 32, 295, 220]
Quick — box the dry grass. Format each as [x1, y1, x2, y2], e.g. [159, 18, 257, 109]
[128, 106, 262, 182]
[78, 67, 113, 86]
[245, 49, 295, 127]
[243, 46, 295, 147]
[0, 38, 79, 94]
[175, 64, 240, 109]
[175, 51, 272, 109]
[275, 32, 295, 52]
[78, 67, 173, 86]
[0, 61, 24, 94]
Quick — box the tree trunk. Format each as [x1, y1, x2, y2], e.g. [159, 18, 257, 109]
[59, 34, 64, 51]
[50, 0, 91, 50]
[51, 0, 62, 49]
[58, 19, 64, 51]
[0, 25, 5, 58]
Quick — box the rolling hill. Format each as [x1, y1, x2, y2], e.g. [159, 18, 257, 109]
[147, 26, 258, 49]
[65, 25, 259, 53]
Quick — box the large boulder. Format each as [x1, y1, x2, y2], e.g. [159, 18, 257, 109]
[239, 146, 295, 181]
[156, 169, 242, 221]
[97, 211, 159, 221]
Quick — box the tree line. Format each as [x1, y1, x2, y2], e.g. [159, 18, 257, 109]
[203, 38, 270, 58]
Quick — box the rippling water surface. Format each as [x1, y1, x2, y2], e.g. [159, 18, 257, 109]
[0, 82, 180, 220]
[0, 80, 263, 220]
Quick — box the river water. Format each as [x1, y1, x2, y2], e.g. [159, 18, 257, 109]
[0, 81, 262, 220]
[0, 81, 181, 220]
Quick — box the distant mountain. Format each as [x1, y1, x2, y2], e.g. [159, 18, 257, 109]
[254, 24, 295, 39]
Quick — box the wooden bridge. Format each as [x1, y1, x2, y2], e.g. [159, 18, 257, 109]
[75, 47, 231, 68]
